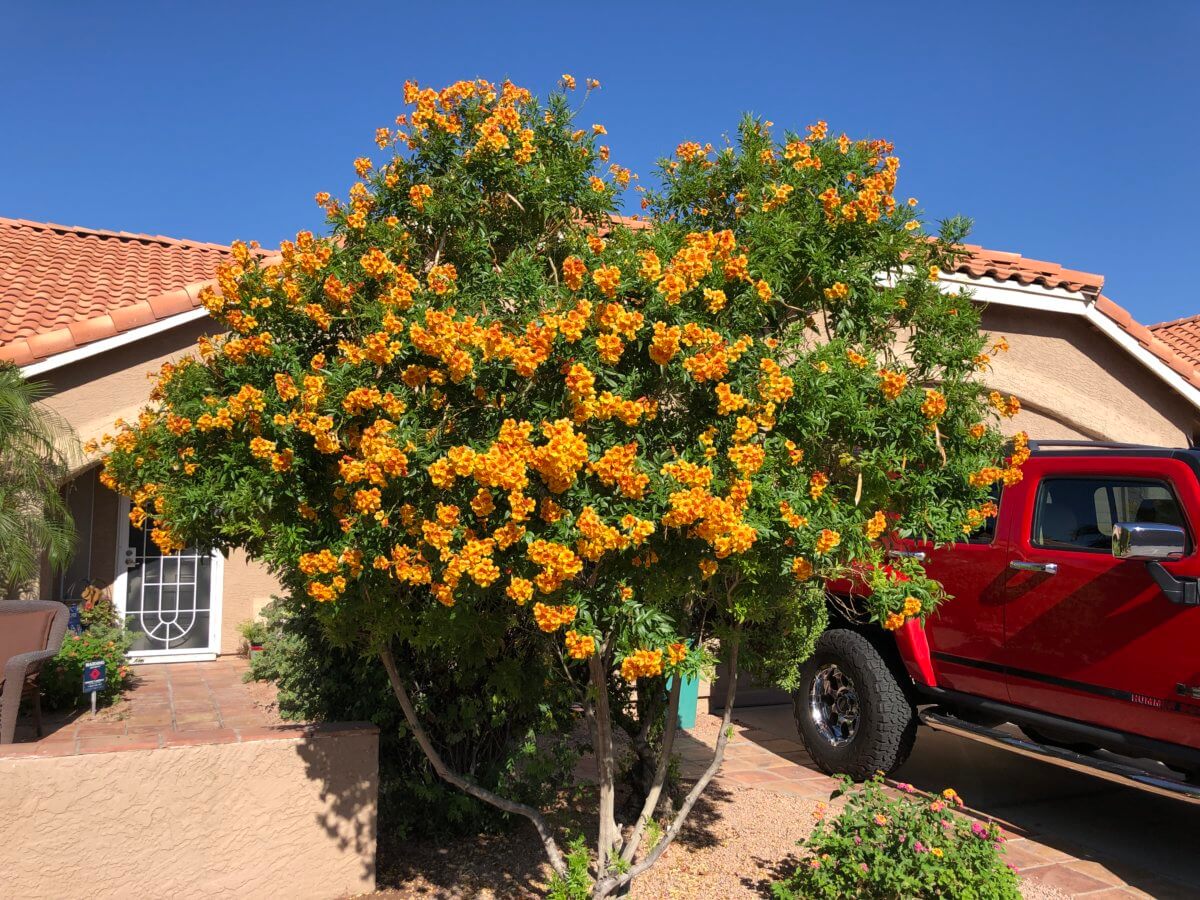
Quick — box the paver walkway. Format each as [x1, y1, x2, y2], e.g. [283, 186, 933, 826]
[3, 656, 294, 757]
[678, 708, 1192, 899]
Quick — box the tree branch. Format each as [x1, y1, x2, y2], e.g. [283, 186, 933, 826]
[379, 645, 567, 877]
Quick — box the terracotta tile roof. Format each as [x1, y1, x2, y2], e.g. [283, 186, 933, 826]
[947, 243, 1104, 296]
[0, 217, 240, 367]
[1149, 314, 1200, 371]
[2, 213, 1196, 397]
[1095, 296, 1200, 390]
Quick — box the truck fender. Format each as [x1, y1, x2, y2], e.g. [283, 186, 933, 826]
[894, 618, 938, 688]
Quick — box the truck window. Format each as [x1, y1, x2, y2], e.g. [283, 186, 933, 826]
[1032, 478, 1185, 552]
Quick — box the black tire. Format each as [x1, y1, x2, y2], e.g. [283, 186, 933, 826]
[793, 628, 917, 780]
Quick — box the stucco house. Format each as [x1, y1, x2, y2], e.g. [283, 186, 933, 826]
[4, 215, 1200, 662]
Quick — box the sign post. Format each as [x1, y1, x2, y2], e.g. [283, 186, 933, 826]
[82, 660, 107, 716]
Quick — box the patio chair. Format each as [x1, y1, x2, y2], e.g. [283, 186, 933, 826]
[0, 600, 68, 744]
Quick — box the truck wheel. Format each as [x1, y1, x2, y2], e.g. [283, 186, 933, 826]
[793, 628, 916, 780]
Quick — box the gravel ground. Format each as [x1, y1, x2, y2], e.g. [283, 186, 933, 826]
[369, 711, 1067, 900]
[370, 783, 1065, 899]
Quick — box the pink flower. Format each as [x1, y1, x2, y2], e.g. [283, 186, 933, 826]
[971, 822, 988, 838]
[808, 859, 821, 870]
[913, 841, 927, 853]
[896, 781, 916, 793]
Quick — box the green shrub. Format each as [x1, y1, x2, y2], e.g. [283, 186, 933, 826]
[249, 593, 578, 840]
[772, 776, 1021, 900]
[41, 620, 134, 709]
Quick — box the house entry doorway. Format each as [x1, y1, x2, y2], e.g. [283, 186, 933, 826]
[113, 498, 222, 661]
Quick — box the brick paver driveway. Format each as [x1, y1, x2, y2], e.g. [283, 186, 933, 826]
[688, 705, 1195, 899]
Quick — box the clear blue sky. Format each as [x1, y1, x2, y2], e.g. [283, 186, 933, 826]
[4, 2, 1197, 324]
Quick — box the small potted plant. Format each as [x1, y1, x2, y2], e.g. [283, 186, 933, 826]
[239, 619, 269, 664]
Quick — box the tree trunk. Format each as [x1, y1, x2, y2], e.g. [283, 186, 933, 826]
[593, 627, 742, 898]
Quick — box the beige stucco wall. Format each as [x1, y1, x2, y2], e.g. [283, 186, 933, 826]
[34, 323, 282, 653]
[221, 549, 281, 652]
[979, 305, 1199, 445]
[0, 729, 378, 900]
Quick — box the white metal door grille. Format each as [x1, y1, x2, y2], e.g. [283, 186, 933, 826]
[123, 518, 213, 653]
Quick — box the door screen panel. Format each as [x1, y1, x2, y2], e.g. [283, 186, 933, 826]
[124, 519, 214, 652]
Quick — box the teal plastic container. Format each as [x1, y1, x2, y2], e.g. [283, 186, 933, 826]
[668, 675, 700, 729]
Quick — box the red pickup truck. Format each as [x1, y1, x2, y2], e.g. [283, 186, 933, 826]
[794, 440, 1200, 802]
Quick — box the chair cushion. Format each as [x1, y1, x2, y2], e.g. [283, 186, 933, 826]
[0, 608, 56, 670]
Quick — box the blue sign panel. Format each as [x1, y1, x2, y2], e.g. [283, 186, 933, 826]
[82, 660, 107, 693]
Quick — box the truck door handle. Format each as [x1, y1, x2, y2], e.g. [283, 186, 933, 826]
[887, 550, 927, 561]
[1009, 560, 1058, 575]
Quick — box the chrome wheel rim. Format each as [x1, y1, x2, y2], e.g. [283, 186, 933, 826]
[809, 663, 859, 747]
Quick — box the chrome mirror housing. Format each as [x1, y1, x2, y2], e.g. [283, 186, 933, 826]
[1112, 522, 1186, 561]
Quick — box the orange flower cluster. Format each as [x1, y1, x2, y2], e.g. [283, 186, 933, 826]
[527, 540, 584, 595]
[592, 265, 621, 298]
[809, 471, 829, 501]
[409, 184, 433, 211]
[864, 510, 888, 540]
[564, 629, 596, 659]
[590, 442, 649, 499]
[878, 369, 908, 400]
[792, 557, 814, 581]
[620, 648, 664, 682]
[532, 602, 578, 632]
[661, 485, 757, 558]
[921, 389, 947, 420]
[815, 528, 841, 555]
[529, 419, 589, 493]
[649, 321, 682, 365]
[884, 596, 923, 631]
[575, 506, 629, 561]
[988, 391, 1021, 418]
[651, 230, 739, 305]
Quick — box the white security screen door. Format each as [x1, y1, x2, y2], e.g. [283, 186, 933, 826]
[115, 498, 222, 661]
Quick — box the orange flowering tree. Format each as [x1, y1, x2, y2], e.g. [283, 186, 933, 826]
[100, 76, 1021, 896]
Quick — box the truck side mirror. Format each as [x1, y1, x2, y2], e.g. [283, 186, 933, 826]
[1112, 522, 1186, 561]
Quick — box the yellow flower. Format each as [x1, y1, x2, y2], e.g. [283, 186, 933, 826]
[824, 282, 849, 301]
